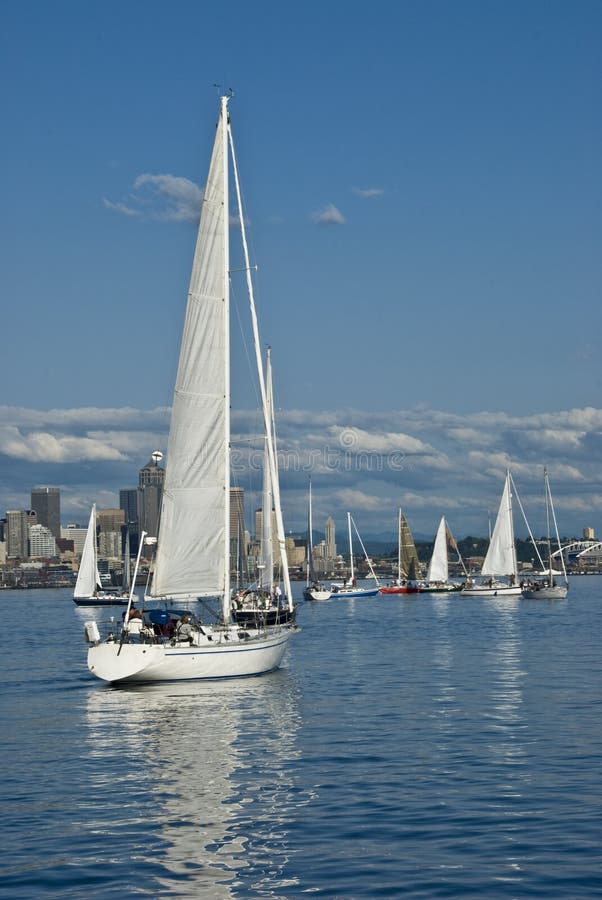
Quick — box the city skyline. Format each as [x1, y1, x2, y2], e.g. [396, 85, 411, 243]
[1, 3, 600, 541]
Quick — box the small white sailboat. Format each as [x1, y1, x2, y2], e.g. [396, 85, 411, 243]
[73, 504, 129, 606]
[461, 470, 522, 597]
[522, 468, 569, 600]
[303, 479, 331, 601]
[86, 95, 297, 683]
[422, 516, 465, 593]
[331, 513, 380, 598]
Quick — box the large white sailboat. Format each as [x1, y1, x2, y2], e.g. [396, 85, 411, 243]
[461, 470, 522, 597]
[303, 480, 331, 601]
[522, 468, 569, 600]
[73, 505, 130, 606]
[86, 96, 297, 682]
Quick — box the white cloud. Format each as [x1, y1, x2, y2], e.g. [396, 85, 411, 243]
[352, 187, 384, 198]
[104, 173, 203, 222]
[336, 488, 382, 511]
[2, 403, 602, 539]
[310, 203, 346, 226]
[0, 426, 127, 463]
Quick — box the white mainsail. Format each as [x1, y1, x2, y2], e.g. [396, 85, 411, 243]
[152, 100, 229, 603]
[481, 470, 517, 577]
[427, 516, 448, 583]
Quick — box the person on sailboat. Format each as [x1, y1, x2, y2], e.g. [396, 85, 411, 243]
[125, 608, 143, 640]
[175, 615, 195, 644]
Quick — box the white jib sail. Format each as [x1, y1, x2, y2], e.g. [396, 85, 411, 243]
[152, 99, 229, 599]
[427, 516, 448, 583]
[74, 505, 100, 598]
[259, 351, 275, 590]
[481, 471, 517, 577]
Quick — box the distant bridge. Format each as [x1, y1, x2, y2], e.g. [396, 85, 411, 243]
[551, 541, 602, 559]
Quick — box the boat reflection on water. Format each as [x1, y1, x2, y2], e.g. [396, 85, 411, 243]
[84, 672, 301, 897]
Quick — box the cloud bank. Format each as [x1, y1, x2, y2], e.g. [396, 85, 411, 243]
[1, 404, 601, 541]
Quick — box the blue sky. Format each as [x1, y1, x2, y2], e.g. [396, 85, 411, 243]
[1, 1, 601, 540]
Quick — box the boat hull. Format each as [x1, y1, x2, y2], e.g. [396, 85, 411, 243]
[303, 588, 332, 601]
[461, 585, 522, 597]
[331, 587, 379, 598]
[379, 586, 421, 595]
[74, 594, 130, 607]
[420, 584, 462, 594]
[87, 629, 291, 684]
[522, 586, 568, 600]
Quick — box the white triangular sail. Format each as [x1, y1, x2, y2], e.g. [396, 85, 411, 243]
[152, 100, 229, 602]
[74, 505, 101, 599]
[427, 516, 448, 583]
[481, 471, 517, 577]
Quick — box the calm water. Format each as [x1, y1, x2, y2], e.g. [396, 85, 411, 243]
[1, 579, 601, 899]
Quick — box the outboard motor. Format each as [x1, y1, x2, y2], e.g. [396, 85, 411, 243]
[84, 621, 101, 644]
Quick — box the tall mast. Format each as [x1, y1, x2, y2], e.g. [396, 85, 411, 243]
[306, 478, 313, 587]
[397, 507, 402, 580]
[221, 95, 231, 622]
[228, 117, 292, 610]
[348, 512, 354, 582]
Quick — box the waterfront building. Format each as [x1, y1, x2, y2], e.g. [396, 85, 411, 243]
[31, 486, 61, 539]
[99, 529, 121, 560]
[97, 508, 125, 534]
[29, 524, 58, 558]
[61, 524, 87, 555]
[6, 510, 36, 559]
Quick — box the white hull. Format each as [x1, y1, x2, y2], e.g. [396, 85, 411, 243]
[303, 587, 332, 601]
[461, 584, 522, 597]
[522, 585, 568, 600]
[88, 628, 291, 684]
[331, 587, 379, 598]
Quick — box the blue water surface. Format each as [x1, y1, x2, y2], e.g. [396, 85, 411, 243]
[1, 579, 601, 898]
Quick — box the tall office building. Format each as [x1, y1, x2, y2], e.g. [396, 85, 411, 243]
[137, 453, 165, 544]
[120, 488, 138, 527]
[29, 524, 58, 558]
[31, 486, 61, 539]
[97, 508, 125, 534]
[230, 487, 246, 577]
[6, 510, 35, 559]
[325, 516, 336, 561]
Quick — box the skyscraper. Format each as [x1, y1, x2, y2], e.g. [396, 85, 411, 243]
[6, 510, 35, 559]
[325, 516, 336, 561]
[230, 487, 246, 578]
[137, 453, 165, 543]
[31, 486, 61, 539]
